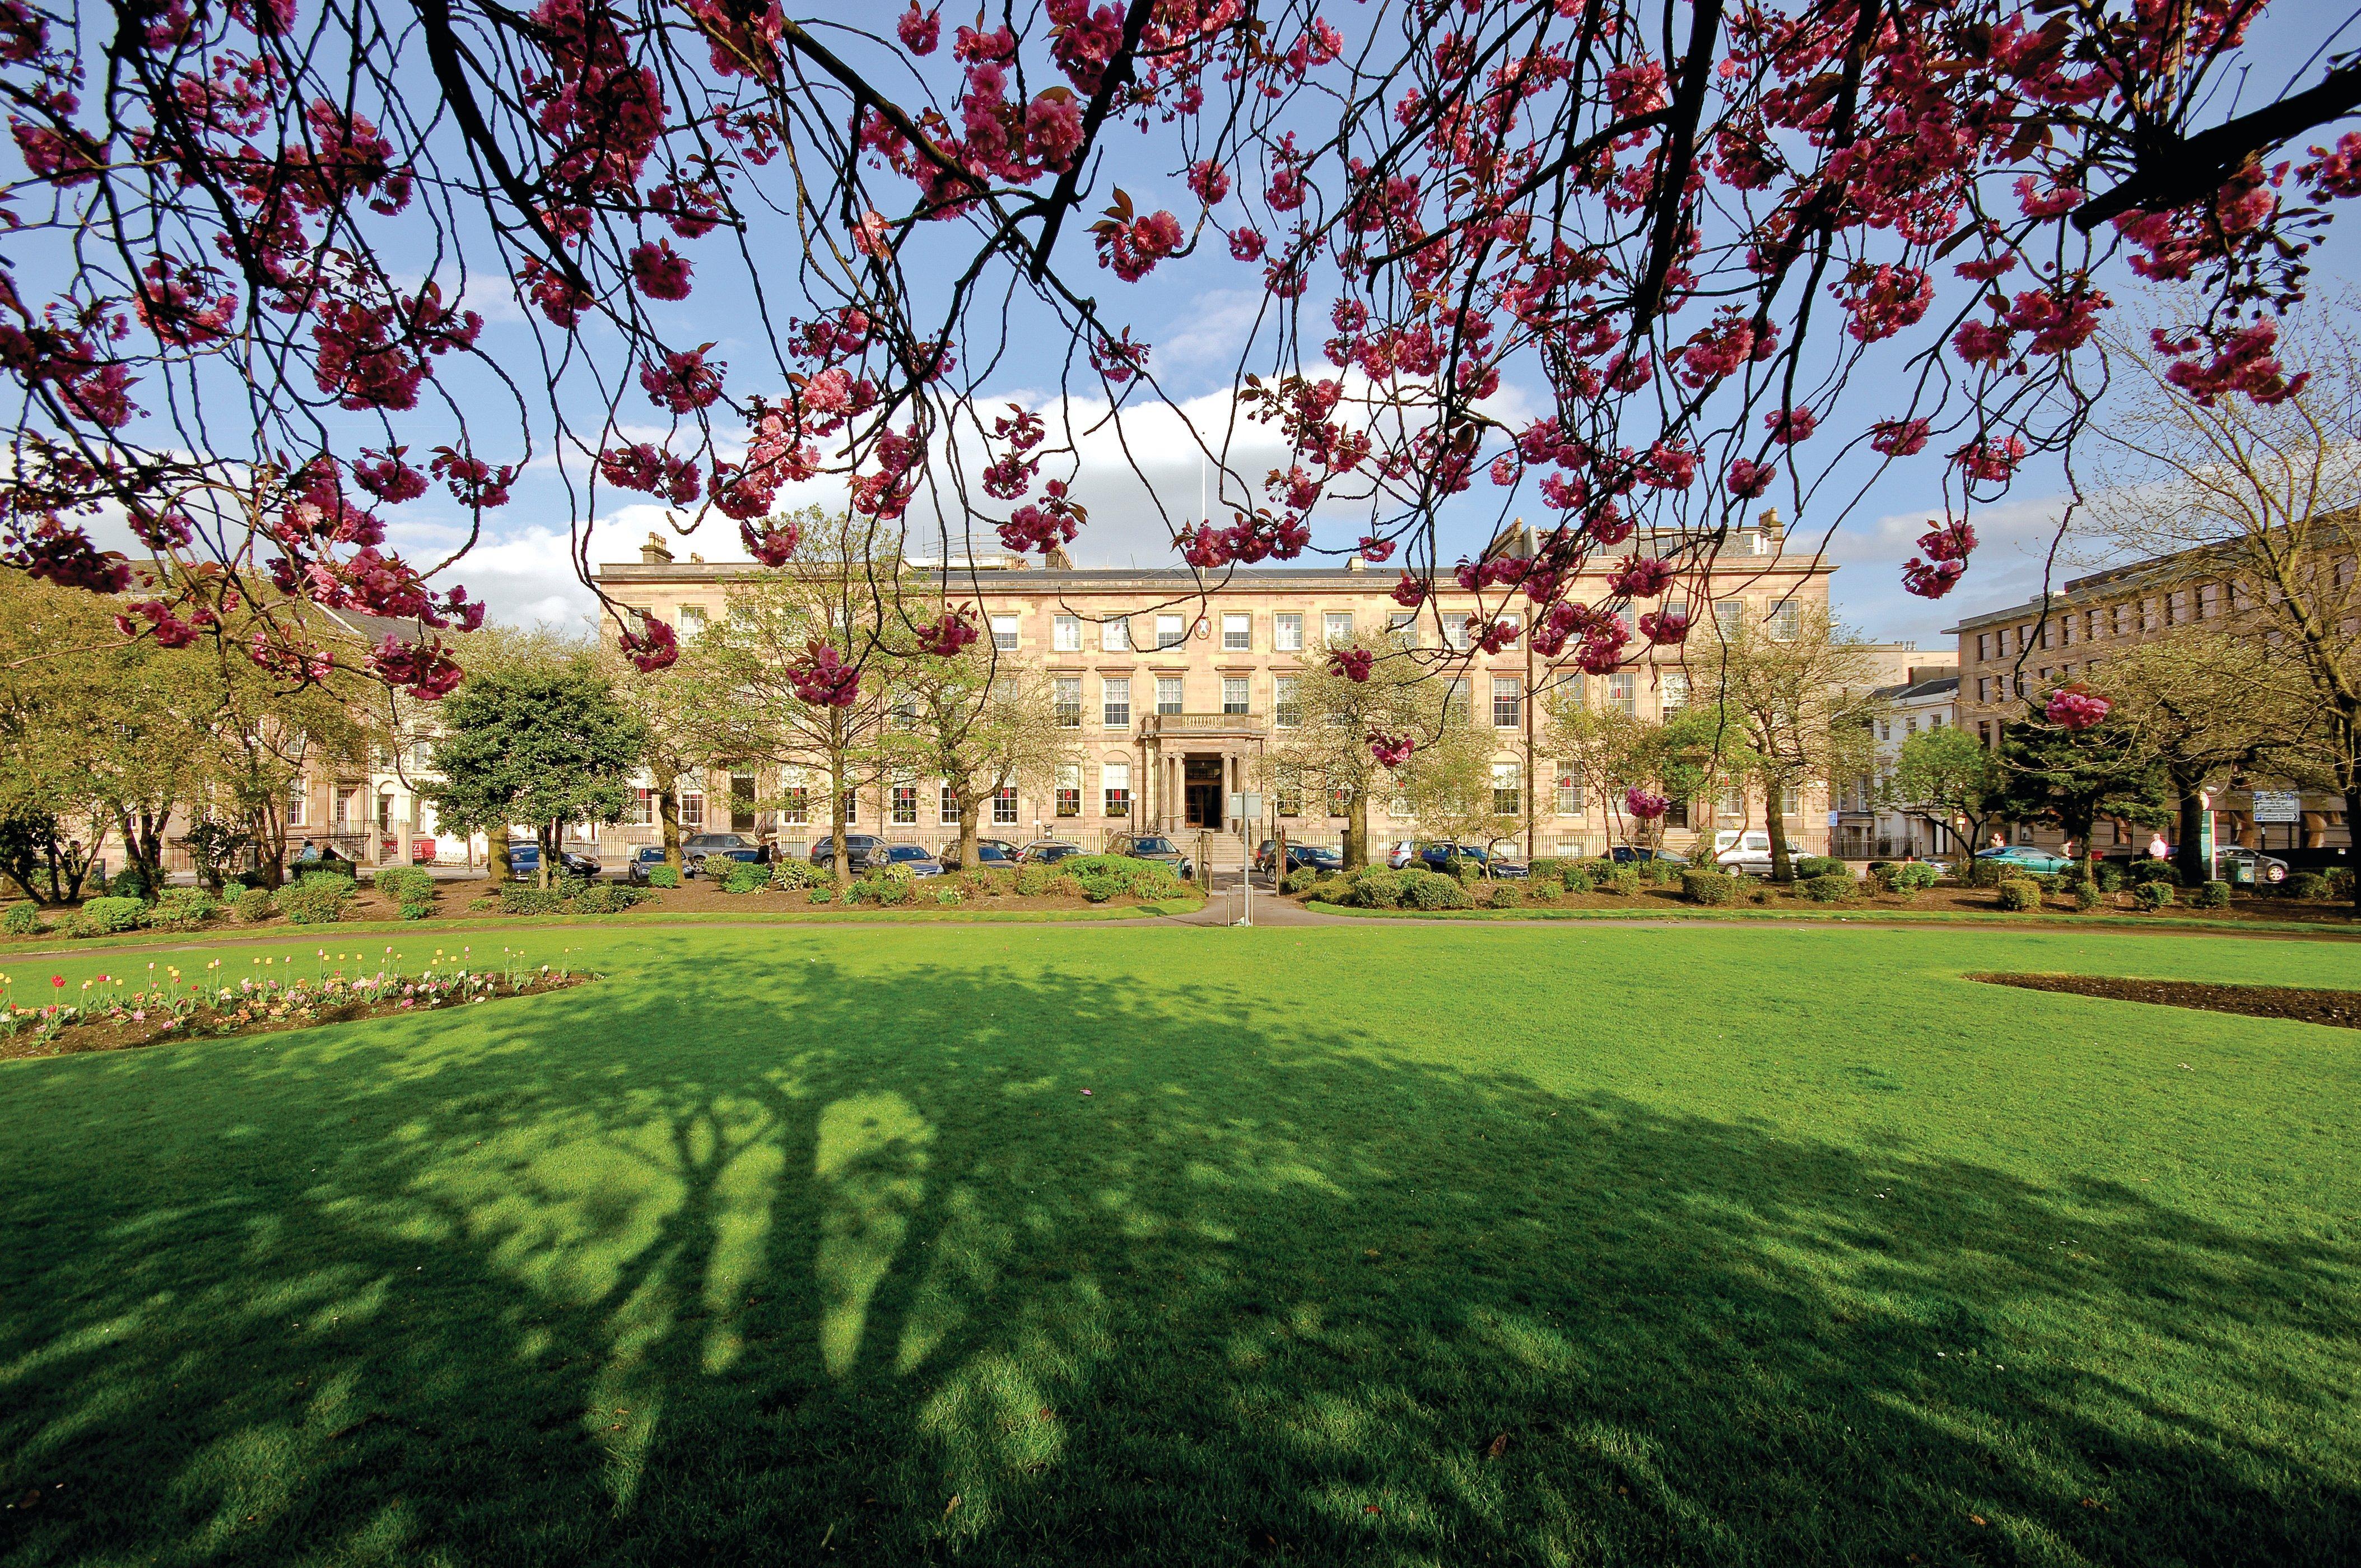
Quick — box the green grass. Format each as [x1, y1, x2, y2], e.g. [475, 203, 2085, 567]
[3, 925, 2358, 1566]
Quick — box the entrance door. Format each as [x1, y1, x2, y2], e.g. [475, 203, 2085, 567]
[1183, 756, 1225, 828]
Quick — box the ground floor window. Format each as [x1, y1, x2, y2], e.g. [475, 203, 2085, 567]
[780, 787, 808, 826]
[631, 787, 658, 825]
[1056, 764, 1081, 817]
[1554, 767, 1582, 815]
[679, 790, 706, 830]
[940, 786, 960, 826]
[1103, 762, 1131, 818]
[840, 790, 858, 825]
[994, 787, 1018, 826]
[892, 783, 919, 826]
[1492, 761, 1521, 817]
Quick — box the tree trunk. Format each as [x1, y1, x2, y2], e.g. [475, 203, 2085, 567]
[657, 766, 684, 868]
[830, 756, 850, 881]
[2172, 766, 2210, 887]
[2347, 783, 2361, 912]
[540, 820, 562, 889]
[1764, 790, 1794, 882]
[958, 787, 981, 871]
[1341, 788, 1365, 872]
[489, 835, 513, 883]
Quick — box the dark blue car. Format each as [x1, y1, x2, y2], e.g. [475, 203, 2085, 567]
[506, 843, 602, 880]
[1419, 843, 1528, 878]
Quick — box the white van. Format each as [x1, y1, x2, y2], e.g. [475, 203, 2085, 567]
[1714, 830, 1775, 876]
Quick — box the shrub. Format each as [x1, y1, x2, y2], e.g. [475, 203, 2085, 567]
[770, 860, 827, 890]
[466, 894, 499, 912]
[1523, 880, 1560, 905]
[497, 884, 567, 915]
[143, 888, 218, 929]
[76, 896, 146, 934]
[1794, 855, 1846, 880]
[1888, 862, 1941, 896]
[231, 886, 274, 923]
[372, 866, 437, 904]
[2127, 859, 2182, 887]
[1862, 865, 1893, 895]
[934, 888, 962, 906]
[2095, 864, 2125, 892]
[1351, 870, 1407, 909]
[1996, 878, 2041, 913]
[1310, 875, 1352, 905]
[1014, 864, 1053, 896]
[1404, 871, 1473, 910]
[1800, 872, 1855, 904]
[274, 872, 355, 925]
[848, 875, 912, 906]
[2134, 881, 2175, 911]
[1281, 866, 1319, 895]
[1075, 873, 1123, 903]
[2288, 871, 2331, 901]
[646, 864, 681, 888]
[807, 886, 835, 905]
[1603, 867, 1642, 897]
[572, 881, 644, 914]
[722, 859, 770, 894]
[3, 901, 38, 936]
[1529, 857, 1567, 883]
[393, 900, 431, 921]
[2325, 867, 2354, 900]
[1559, 865, 1594, 894]
[2072, 880, 2102, 912]
[1042, 872, 1082, 898]
[1680, 869, 1737, 905]
[2195, 880, 2232, 909]
[1482, 881, 1524, 910]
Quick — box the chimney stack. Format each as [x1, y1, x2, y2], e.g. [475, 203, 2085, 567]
[640, 533, 674, 566]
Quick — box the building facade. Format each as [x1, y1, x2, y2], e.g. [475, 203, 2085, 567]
[589, 517, 1849, 866]
[1831, 671, 1960, 860]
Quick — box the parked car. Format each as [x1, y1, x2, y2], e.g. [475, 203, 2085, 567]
[1017, 841, 1083, 865]
[682, 832, 761, 877]
[1976, 844, 2076, 876]
[2215, 845, 2290, 883]
[1608, 845, 1688, 867]
[1417, 842, 1528, 878]
[1109, 834, 1196, 881]
[1713, 830, 1775, 876]
[877, 843, 945, 878]
[626, 845, 673, 884]
[807, 834, 886, 872]
[940, 838, 1021, 869]
[506, 843, 602, 880]
[1385, 839, 1419, 870]
[1254, 840, 1339, 875]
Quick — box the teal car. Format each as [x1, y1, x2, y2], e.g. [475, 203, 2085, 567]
[1975, 845, 2074, 876]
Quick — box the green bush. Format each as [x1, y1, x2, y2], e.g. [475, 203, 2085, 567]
[1046, 872, 1084, 899]
[1310, 875, 1352, 905]
[1404, 870, 1473, 910]
[1799, 872, 1855, 904]
[2195, 880, 2232, 909]
[1014, 864, 1053, 896]
[770, 860, 826, 890]
[3, 901, 39, 936]
[1680, 869, 1736, 905]
[142, 888, 218, 929]
[721, 859, 770, 894]
[1074, 873, 1121, 902]
[934, 888, 962, 906]
[231, 886, 274, 923]
[1528, 857, 1568, 883]
[2325, 867, 2354, 900]
[2134, 881, 2175, 911]
[1482, 881, 1524, 910]
[1559, 866, 1594, 894]
[497, 885, 566, 915]
[1996, 878, 2041, 913]
[2127, 859, 2182, 887]
[372, 866, 437, 904]
[274, 872, 355, 925]
[2287, 871, 2330, 901]
[572, 881, 645, 914]
[1794, 855, 1846, 880]
[76, 896, 146, 934]
[1603, 867, 1642, 897]
[1888, 862, 1941, 896]
[807, 886, 835, 905]
[2072, 880, 2103, 911]
[1523, 880, 1560, 905]
[849, 876, 912, 906]
[394, 900, 431, 921]
[1351, 870, 1407, 909]
[645, 864, 681, 888]
[1281, 866, 1319, 895]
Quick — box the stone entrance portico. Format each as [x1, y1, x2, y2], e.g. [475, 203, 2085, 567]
[1143, 713, 1268, 837]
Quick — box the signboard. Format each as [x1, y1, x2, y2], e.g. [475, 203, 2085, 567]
[2251, 790, 2303, 823]
[1228, 792, 1264, 818]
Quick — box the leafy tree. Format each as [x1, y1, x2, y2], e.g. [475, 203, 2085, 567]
[1885, 727, 2008, 864]
[1696, 604, 1886, 881]
[603, 635, 727, 873]
[904, 640, 1072, 872]
[1395, 709, 1517, 870]
[8, 0, 2354, 700]
[1263, 636, 1441, 871]
[1995, 719, 2173, 878]
[427, 653, 648, 888]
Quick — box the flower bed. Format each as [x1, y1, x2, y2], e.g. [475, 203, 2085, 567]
[0, 945, 595, 1060]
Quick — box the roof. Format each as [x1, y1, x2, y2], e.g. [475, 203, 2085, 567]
[1871, 675, 1959, 702]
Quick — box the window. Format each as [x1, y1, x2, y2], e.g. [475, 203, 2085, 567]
[1905, 715, 1919, 736]
[679, 604, 708, 640]
[679, 790, 706, 830]
[840, 790, 858, 823]
[730, 771, 757, 832]
[1976, 676, 1992, 702]
[1778, 783, 1799, 817]
[1274, 674, 1301, 728]
[1102, 616, 1130, 651]
[1157, 676, 1184, 715]
[1879, 722, 1892, 742]
[1443, 613, 1472, 652]
[2112, 603, 2130, 637]
[1976, 632, 1991, 661]
[983, 786, 1012, 826]
[1769, 601, 1800, 641]
[1103, 761, 1131, 817]
[1223, 677, 1250, 715]
[1714, 601, 1745, 640]
[1930, 714, 1945, 729]
[891, 782, 918, 825]
[1275, 776, 1302, 817]
[1492, 676, 1522, 729]
[286, 785, 308, 827]
[940, 785, 960, 826]
[1274, 612, 1303, 652]
[2166, 591, 2186, 627]
[1716, 787, 1743, 820]
[1608, 671, 1636, 715]
[1223, 612, 1251, 651]
[1492, 761, 1521, 817]
[1978, 719, 1994, 748]
[2199, 583, 2220, 620]
[1055, 764, 1081, 817]
[1053, 677, 1083, 728]
[631, 787, 658, 825]
[1156, 613, 1185, 649]
[1053, 615, 1081, 652]
[1329, 784, 1353, 818]
[1666, 795, 1689, 829]
[1324, 611, 1354, 644]
[1102, 676, 1131, 728]
[890, 695, 920, 730]
[2141, 597, 2158, 632]
[780, 785, 809, 826]
[1442, 677, 1471, 724]
[1660, 669, 1689, 711]
[1554, 766, 1582, 815]
[990, 614, 1019, 652]
[1387, 611, 1421, 648]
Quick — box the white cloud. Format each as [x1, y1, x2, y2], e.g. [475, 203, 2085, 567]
[1814, 490, 2082, 647]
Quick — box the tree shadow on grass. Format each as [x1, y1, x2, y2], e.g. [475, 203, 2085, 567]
[0, 951, 2355, 1567]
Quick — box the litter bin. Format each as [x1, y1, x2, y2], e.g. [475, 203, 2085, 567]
[2226, 858, 2255, 887]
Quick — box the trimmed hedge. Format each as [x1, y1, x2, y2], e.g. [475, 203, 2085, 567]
[1681, 869, 1737, 905]
[1281, 866, 1319, 895]
[142, 889, 218, 929]
[2134, 881, 2175, 911]
[1996, 878, 2041, 912]
[2196, 880, 2232, 909]
[1403, 870, 1473, 910]
[646, 864, 682, 888]
[372, 866, 437, 905]
[1887, 862, 1941, 895]
[2288, 871, 2330, 900]
[1799, 872, 1855, 904]
[572, 881, 646, 914]
[497, 885, 567, 915]
[231, 887, 274, 923]
[1351, 869, 1408, 909]
[1794, 856, 1847, 880]
[77, 896, 146, 934]
[3, 901, 39, 936]
[274, 872, 355, 925]
[2072, 880, 2103, 911]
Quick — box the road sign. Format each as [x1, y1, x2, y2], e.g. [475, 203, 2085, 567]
[2251, 790, 2302, 823]
[1228, 792, 1263, 817]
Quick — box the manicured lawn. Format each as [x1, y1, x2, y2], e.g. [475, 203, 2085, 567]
[2, 926, 2357, 1566]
